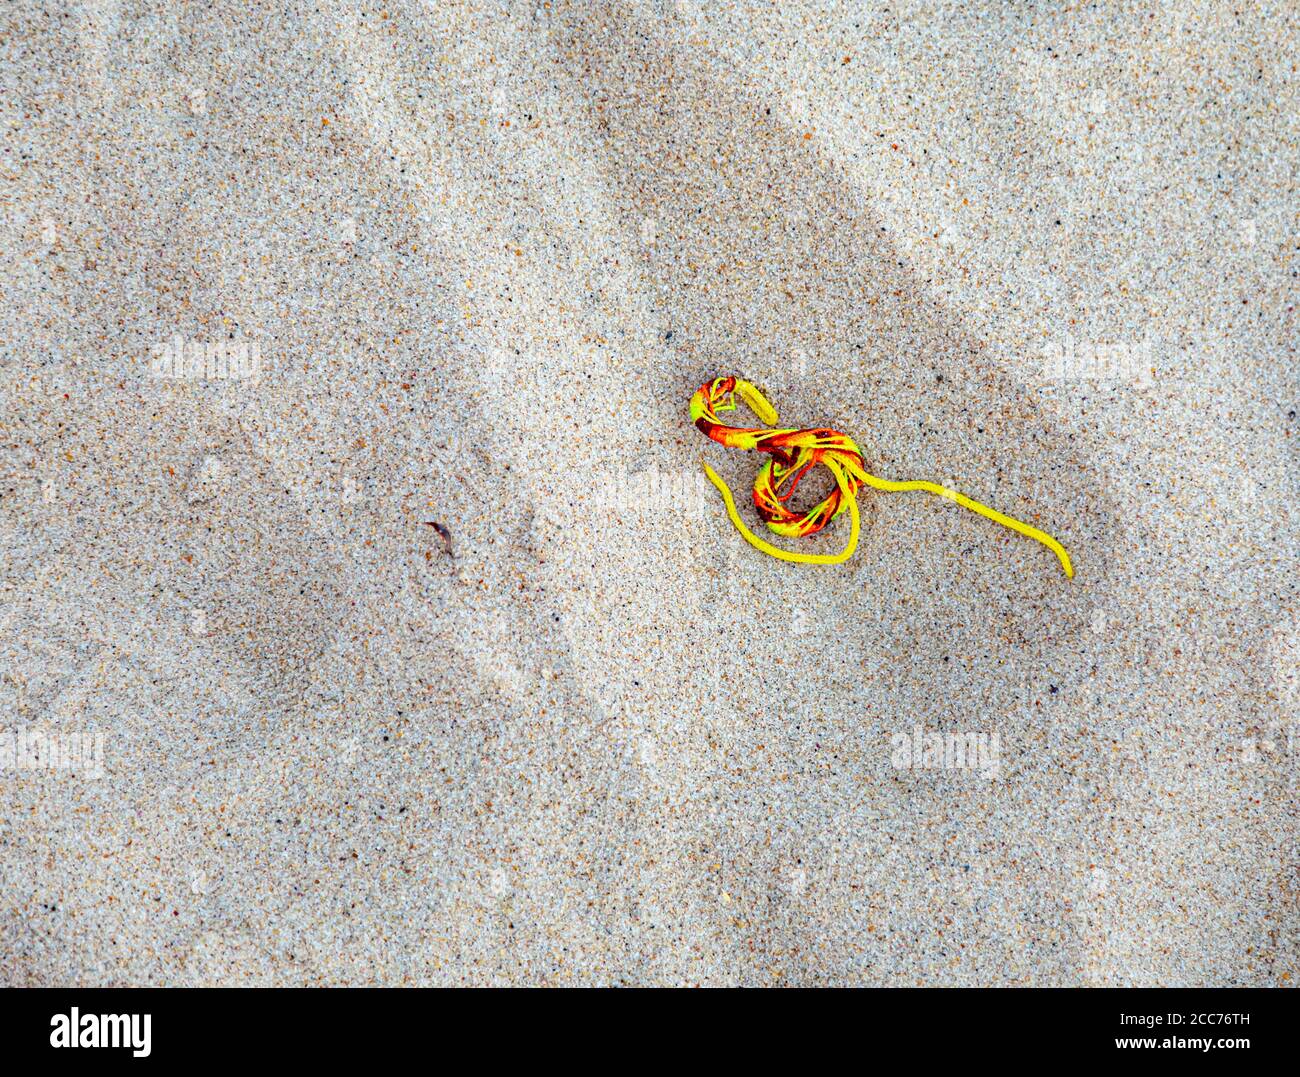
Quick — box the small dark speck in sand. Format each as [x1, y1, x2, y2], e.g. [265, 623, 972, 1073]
[425, 520, 453, 556]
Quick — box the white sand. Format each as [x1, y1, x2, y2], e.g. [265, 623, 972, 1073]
[1, 1, 1296, 985]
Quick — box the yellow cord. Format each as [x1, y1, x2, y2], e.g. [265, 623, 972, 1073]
[693, 376, 1074, 578]
[703, 461, 861, 565]
[854, 474, 1074, 578]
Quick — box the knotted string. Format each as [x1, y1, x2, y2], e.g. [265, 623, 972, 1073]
[690, 376, 1073, 577]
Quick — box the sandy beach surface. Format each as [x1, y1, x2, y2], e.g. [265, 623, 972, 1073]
[2, 1, 1296, 985]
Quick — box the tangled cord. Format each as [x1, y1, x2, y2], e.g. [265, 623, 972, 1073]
[690, 376, 1073, 577]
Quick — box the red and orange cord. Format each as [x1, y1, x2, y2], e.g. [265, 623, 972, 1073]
[690, 376, 1073, 577]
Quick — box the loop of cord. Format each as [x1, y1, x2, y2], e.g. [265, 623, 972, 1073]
[690, 375, 1074, 577]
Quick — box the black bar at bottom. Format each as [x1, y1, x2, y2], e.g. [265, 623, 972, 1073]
[0, 986, 1287, 1065]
